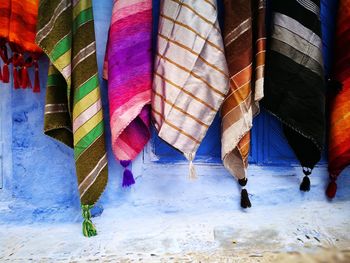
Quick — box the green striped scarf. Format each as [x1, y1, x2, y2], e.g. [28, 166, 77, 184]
[36, 0, 108, 237]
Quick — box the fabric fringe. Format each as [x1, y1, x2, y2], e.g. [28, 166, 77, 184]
[238, 177, 251, 208]
[300, 167, 312, 192]
[0, 42, 40, 92]
[184, 153, 197, 180]
[120, 160, 135, 187]
[81, 204, 97, 237]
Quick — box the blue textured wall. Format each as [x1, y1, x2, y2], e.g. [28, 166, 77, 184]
[0, 0, 349, 228]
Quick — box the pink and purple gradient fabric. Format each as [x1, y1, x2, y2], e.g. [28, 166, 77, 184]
[104, 0, 152, 163]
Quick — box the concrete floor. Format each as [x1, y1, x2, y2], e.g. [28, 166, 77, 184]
[1, 200, 349, 262]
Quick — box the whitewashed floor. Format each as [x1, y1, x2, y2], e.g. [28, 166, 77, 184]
[1, 200, 349, 262]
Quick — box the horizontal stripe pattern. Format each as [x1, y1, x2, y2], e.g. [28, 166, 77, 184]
[263, 0, 325, 172]
[37, 0, 108, 206]
[152, 0, 229, 157]
[221, 0, 266, 180]
[103, 0, 152, 161]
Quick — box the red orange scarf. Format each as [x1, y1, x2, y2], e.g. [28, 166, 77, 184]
[0, 0, 41, 91]
[327, 0, 350, 198]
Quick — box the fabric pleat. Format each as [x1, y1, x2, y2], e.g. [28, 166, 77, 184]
[152, 0, 229, 162]
[221, 0, 266, 181]
[36, 0, 108, 211]
[103, 0, 152, 162]
[328, 0, 350, 188]
[263, 0, 326, 181]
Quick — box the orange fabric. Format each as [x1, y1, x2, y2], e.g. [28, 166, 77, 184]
[328, 0, 350, 177]
[0, 0, 41, 91]
[0, 1, 11, 40]
[0, 0, 41, 53]
[8, 0, 41, 53]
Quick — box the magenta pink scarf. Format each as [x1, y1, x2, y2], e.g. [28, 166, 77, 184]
[104, 0, 152, 186]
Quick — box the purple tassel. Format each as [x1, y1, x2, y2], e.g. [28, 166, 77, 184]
[120, 160, 135, 187]
[120, 160, 131, 167]
[122, 168, 135, 187]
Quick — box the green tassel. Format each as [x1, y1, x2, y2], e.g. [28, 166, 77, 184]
[81, 204, 97, 237]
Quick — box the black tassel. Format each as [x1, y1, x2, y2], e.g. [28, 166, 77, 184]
[300, 167, 311, 192]
[241, 189, 251, 208]
[238, 178, 251, 208]
[300, 176, 310, 192]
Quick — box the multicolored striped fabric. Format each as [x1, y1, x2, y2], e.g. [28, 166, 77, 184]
[36, 0, 108, 237]
[327, 0, 350, 198]
[263, 0, 326, 190]
[0, 0, 42, 91]
[221, 0, 266, 208]
[103, 0, 152, 185]
[152, 0, 229, 168]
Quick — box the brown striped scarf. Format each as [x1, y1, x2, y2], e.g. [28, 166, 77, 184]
[152, 0, 229, 176]
[36, 0, 108, 237]
[221, 0, 266, 208]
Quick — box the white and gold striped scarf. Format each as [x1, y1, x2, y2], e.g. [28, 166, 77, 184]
[152, 0, 229, 174]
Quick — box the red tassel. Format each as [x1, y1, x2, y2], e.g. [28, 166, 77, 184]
[21, 66, 30, 89]
[13, 67, 20, 89]
[0, 63, 2, 81]
[33, 61, 40, 93]
[326, 180, 337, 199]
[2, 64, 9, 83]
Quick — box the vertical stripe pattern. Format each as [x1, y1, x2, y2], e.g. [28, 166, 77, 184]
[152, 0, 229, 159]
[221, 0, 266, 180]
[103, 0, 152, 161]
[36, 0, 108, 206]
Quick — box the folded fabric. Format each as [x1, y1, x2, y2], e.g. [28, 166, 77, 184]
[36, 0, 108, 237]
[0, 0, 42, 91]
[327, 0, 350, 198]
[103, 0, 152, 187]
[221, 0, 266, 208]
[263, 0, 326, 191]
[152, 0, 229, 177]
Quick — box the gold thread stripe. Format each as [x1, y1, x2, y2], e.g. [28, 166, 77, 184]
[160, 13, 224, 53]
[53, 50, 72, 73]
[73, 99, 102, 133]
[154, 72, 216, 111]
[170, 0, 220, 31]
[79, 153, 108, 198]
[72, 41, 96, 71]
[74, 110, 103, 146]
[158, 33, 228, 77]
[203, 0, 216, 9]
[73, 0, 92, 19]
[156, 53, 226, 97]
[73, 89, 100, 120]
[45, 103, 68, 114]
[153, 90, 209, 128]
[36, 0, 71, 43]
[152, 108, 201, 144]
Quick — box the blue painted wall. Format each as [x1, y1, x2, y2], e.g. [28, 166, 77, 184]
[0, 0, 349, 226]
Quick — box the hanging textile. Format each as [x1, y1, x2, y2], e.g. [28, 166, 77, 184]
[152, 0, 229, 177]
[327, 0, 350, 198]
[221, 0, 266, 208]
[263, 0, 326, 191]
[0, 0, 41, 91]
[36, 0, 108, 237]
[103, 0, 152, 187]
